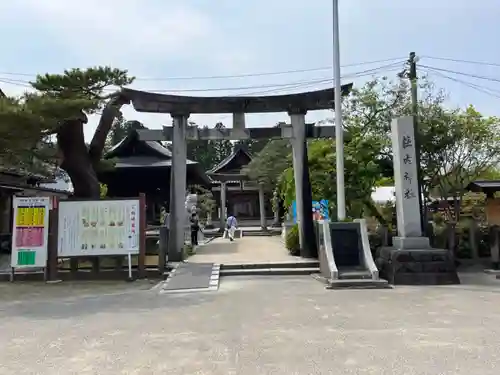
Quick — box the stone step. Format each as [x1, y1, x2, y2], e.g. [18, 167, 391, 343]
[220, 267, 320, 277]
[241, 231, 274, 236]
[339, 270, 373, 280]
[327, 279, 391, 289]
[221, 261, 319, 270]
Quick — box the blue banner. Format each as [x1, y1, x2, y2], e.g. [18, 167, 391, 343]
[292, 199, 329, 223]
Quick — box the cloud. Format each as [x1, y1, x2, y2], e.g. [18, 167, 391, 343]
[0, 0, 268, 139]
[2, 0, 258, 77]
[4, 1, 212, 68]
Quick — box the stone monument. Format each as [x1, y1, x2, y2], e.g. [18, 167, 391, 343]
[376, 116, 460, 285]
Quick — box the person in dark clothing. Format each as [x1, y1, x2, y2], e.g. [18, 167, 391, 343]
[190, 213, 200, 246]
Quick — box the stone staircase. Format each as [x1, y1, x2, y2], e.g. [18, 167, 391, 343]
[220, 261, 319, 277]
[326, 266, 390, 289]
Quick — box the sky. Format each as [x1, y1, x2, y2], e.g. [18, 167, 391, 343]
[1, 0, 500, 144]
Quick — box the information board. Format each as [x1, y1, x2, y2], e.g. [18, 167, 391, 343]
[11, 196, 50, 268]
[57, 199, 141, 257]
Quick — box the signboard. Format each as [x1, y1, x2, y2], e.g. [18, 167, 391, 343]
[57, 199, 140, 257]
[330, 222, 361, 267]
[292, 199, 329, 223]
[11, 196, 50, 268]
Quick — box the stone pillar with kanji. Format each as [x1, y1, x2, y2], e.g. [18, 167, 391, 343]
[391, 116, 429, 249]
[376, 116, 459, 285]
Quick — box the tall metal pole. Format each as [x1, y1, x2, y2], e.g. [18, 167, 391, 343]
[333, 0, 346, 220]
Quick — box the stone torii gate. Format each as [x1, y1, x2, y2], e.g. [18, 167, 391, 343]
[122, 85, 353, 259]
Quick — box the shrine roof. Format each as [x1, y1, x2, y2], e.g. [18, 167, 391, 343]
[121, 84, 353, 114]
[105, 130, 173, 160]
[207, 144, 252, 175]
[102, 129, 210, 185]
[466, 180, 500, 193]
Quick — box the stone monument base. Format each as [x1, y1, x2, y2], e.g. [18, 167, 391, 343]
[376, 247, 460, 285]
[392, 236, 430, 250]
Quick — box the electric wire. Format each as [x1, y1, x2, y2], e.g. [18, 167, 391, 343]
[421, 55, 500, 68]
[0, 57, 405, 82]
[419, 64, 500, 84]
[0, 61, 406, 95]
[420, 66, 500, 99]
[238, 65, 404, 96]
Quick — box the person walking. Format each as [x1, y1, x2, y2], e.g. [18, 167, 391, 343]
[190, 212, 200, 246]
[226, 214, 238, 242]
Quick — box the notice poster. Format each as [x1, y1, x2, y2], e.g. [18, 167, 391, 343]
[292, 199, 329, 223]
[57, 199, 141, 257]
[11, 196, 50, 268]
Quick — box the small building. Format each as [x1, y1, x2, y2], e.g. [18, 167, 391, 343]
[466, 180, 500, 224]
[208, 144, 272, 228]
[98, 129, 210, 224]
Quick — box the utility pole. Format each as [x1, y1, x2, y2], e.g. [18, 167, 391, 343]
[332, 0, 346, 221]
[408, 52, 426, 234]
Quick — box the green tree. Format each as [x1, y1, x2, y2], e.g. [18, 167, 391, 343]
[237, 138, 269, 155]
[0, 90, 63, 175]
[243, 138, 291, 192]
[186, 122, 233, 171]
[426, 106, 500, 220]
[278, 133, 386, 221]
[274, 75, 500, 225]
[0, 67, 134, 197]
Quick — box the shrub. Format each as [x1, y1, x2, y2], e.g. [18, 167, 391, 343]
[285, 224, 300, 256]
[368, 232, 382, 258]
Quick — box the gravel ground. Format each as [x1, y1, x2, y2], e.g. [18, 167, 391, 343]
[1, 271, 500, 374]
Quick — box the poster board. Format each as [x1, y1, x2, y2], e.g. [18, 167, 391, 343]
[11, 196, 50, 269]
[292, 199, 329, 223]
[57, 199, 140, 257]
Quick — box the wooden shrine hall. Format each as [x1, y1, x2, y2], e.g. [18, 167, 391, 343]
[121, 84, 353, 258]
[208, 143, 273, 229]
[97, 129, 210, 224]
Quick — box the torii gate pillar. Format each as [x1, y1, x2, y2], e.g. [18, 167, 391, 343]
[169, 114, 189, 259]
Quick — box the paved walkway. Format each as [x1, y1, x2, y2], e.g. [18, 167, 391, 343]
[2, 272, 500, 374]
[189, 236, 308, 265]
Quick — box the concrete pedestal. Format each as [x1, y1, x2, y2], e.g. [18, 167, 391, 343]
[376, 247, 460, 285]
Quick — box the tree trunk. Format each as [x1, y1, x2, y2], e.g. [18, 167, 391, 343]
[88, 95, 129, 167]
[58, 94, 128, 199]
[57, 119, 101, 198]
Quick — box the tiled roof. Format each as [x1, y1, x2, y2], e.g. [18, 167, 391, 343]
[207, 144, 252, 174]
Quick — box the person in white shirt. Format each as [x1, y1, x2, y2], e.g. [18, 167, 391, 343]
[226, 214, 238, 241]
